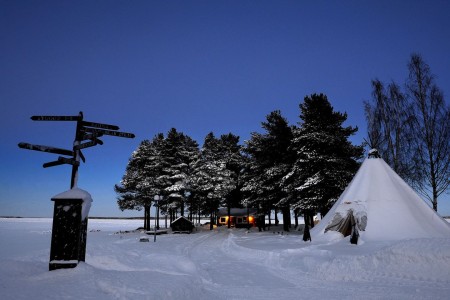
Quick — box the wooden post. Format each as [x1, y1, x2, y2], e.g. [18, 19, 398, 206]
[49, 198, 83, 271]
[49, 188, 92, 270]
[70, 112, 84, 189]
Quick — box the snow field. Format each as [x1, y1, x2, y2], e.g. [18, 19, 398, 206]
[1, 218, 450, 299]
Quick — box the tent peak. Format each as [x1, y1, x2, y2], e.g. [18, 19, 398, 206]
[368, 149, 381, 159]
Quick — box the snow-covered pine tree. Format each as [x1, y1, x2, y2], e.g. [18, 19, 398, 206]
[241, 132, 265, 212]
[190, 132, 236, 230]
[115, 140, 149, 228]
[179, 133, 200, 220]
[115, 134, 165, 230]
[158, 128, 199, 220]
[243, 110, 294, 231]
[218, 133, 244, 228]
[287, 94, 363, 221]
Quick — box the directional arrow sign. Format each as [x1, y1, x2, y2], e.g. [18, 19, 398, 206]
[18, 142, 74, 157]
[42, 156, 79, 168]
[31, 115, 80, 121]
[43, 160, 66, 168]
[82, 132, 103, 140]
[74, 140, 98, 150]
[58, 156, 79, 166]
[82, 121, 119, 131]
[83, 127, 135, 138]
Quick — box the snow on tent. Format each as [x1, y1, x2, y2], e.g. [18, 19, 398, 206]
[311, 150, 450, 243]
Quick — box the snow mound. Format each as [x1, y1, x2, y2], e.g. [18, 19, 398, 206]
[314, 238, 450, 284]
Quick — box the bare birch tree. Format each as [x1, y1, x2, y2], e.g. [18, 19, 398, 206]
[365, 79, 415, 183]
[406, 54, 450, 211]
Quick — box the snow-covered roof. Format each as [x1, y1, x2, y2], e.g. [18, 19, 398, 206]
[172, 216, 192, 223]
[217, 208, 257, 217]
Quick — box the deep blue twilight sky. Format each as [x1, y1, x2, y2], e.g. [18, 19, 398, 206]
[1, 1, 449, 217]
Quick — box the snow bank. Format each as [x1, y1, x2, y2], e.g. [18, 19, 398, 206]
[313, 238, 450, 284]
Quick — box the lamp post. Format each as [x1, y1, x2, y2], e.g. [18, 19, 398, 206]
[184, 191, 191, 221]
[153, 195, 163, 242]
[247, 200, 250, 230]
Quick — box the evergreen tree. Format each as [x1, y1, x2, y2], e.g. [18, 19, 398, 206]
[286, 94, 363, 220]
[243, 110, 294, 231]
[218, 133, 244, 228]
[158, 128, 199, 219]
[241, 131, 266, 210]
[116, 129, 199, 228]
[115, 134, 165, 230]
[191, 132, 235, 230]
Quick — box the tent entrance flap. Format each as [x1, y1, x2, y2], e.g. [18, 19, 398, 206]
[325, 210, 365, 237]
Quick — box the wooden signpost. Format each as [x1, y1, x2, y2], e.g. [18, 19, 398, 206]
[31, 115, 80, 121]
[18, 142, 74, 157]
[22, 111, 135, 187]
[19, 111, 135, 271]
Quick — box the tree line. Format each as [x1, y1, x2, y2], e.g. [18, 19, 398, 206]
[115, 93, 364, 231]
[116, 54, 449, 231]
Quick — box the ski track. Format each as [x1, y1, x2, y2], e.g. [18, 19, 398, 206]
[186, 229, 299, 299]
[186, 228, 450, 299]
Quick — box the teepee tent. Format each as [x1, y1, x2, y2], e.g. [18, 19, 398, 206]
[311, 151, 450, 242]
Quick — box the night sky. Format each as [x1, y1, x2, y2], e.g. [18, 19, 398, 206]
[1, 0, 449, 217]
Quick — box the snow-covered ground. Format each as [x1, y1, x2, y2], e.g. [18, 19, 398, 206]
[1, 218, 450, 299]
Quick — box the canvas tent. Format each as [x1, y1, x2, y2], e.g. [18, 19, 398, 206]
[312, 151, 450, 242]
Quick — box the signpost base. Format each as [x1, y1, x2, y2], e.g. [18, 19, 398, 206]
[49, 188, 92, 271]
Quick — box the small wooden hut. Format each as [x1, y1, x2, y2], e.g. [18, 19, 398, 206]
[170, 216, 194, 233]
[217, 208, 257, 228]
